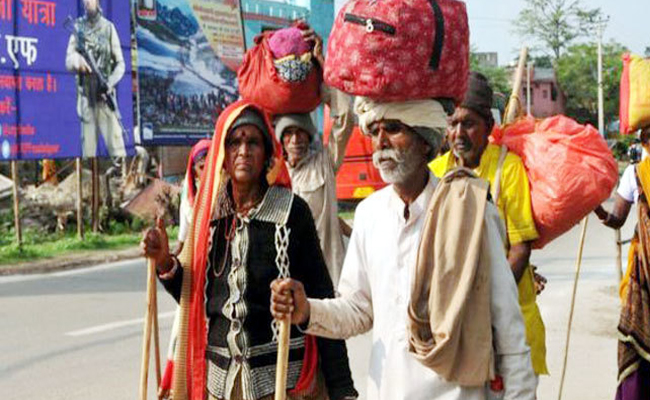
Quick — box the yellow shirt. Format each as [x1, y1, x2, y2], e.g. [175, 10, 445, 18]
[430, 143, 539, 245]
[430, 143, 548, 375]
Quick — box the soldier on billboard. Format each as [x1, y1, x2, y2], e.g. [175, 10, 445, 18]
[65, 0, 126, 158]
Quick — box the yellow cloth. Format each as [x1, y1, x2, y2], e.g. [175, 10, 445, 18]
[430, 144, 538, 244]
[429, 144, 548, 375]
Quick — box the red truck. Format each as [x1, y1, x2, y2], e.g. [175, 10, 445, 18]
[322, 107, 386, 200]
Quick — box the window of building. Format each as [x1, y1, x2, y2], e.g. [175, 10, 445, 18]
[551, 83, 558, 101]
[269, 6, 273, 16]
[543, 89, 548, 99]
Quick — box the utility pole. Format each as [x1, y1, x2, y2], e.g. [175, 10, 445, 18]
[596, 16, 610, 137]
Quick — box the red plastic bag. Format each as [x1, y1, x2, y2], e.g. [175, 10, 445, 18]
[492, 115, 618, 249]
[237, 30, 322, 114]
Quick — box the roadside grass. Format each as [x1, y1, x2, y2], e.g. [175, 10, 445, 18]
[0, 224, 178, 266]
[0, 199, 354, 267]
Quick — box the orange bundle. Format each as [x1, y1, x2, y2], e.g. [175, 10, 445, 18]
[492, 115, 618, 248]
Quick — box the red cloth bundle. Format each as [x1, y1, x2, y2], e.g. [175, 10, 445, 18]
[237, 26, 322, 114]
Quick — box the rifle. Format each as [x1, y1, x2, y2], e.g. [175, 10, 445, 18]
[64, 15, 128, 137]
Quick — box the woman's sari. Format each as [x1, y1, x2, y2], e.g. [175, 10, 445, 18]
[616, 158, 650, 400]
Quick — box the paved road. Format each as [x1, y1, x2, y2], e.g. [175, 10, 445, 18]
[0, 200, 633, 399]
[0, 260, 178, 400]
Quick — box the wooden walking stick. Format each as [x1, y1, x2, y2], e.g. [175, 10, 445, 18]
[274, 316, 291, 400]
[557, 216, 589, 400]
[140, 257, 162, 400]
[152, 264, 162, 387]
[615, 229, 623, 283]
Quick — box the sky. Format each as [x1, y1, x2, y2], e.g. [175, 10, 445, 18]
[464, 0, 649, 65]
[292, 0, 649, 65]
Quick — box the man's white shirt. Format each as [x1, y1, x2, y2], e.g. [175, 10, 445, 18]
[307, 173, 536, 400]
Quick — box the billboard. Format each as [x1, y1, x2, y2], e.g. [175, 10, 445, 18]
[135, 0, 245, 145]
[0, 0, 134, 160]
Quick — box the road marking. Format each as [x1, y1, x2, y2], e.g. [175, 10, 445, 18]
[65, 311, 176, 337]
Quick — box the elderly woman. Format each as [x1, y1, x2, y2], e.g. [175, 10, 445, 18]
[142, 101, 357, 400]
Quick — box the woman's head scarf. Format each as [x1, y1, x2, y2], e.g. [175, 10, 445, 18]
[184, 139, 211, 208]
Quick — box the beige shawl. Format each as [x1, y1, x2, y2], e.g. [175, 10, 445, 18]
[407, 168, 493, 386]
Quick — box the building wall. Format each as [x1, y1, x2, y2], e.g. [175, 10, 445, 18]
[308, 0, 334, 53]
[241, 0, 334, 52]
[519, 68, 566, 118]
[475, 52, 498, 68]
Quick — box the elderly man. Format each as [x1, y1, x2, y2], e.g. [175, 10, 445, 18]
[66, 0, 126, 158]
[271, 97, 536, 400]
[429, 72, 548, 380]
[274, 30, 354, 284]
[274, 102, 352, 284]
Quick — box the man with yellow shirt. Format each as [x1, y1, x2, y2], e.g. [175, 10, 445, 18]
[430, 72, 548, 382]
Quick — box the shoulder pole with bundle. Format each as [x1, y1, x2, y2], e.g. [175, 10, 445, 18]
[503, 47, 528, 125]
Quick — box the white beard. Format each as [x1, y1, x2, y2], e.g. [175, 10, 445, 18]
[372, 146, 423, 184]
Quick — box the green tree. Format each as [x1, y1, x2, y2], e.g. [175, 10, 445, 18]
[555, 41, 627, 128]
[515, 0, 602, 60]
[532, 55, 553, 68]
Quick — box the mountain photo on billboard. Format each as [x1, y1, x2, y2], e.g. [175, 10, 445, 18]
[136, 0, 239, 143]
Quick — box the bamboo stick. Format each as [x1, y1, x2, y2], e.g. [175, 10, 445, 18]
[274, 318, 291, 400]
[615, 229, 623, 283]
[153, 268, 162, 387]
[504, 47, 529, 125]
[140, 258, 159, 400]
